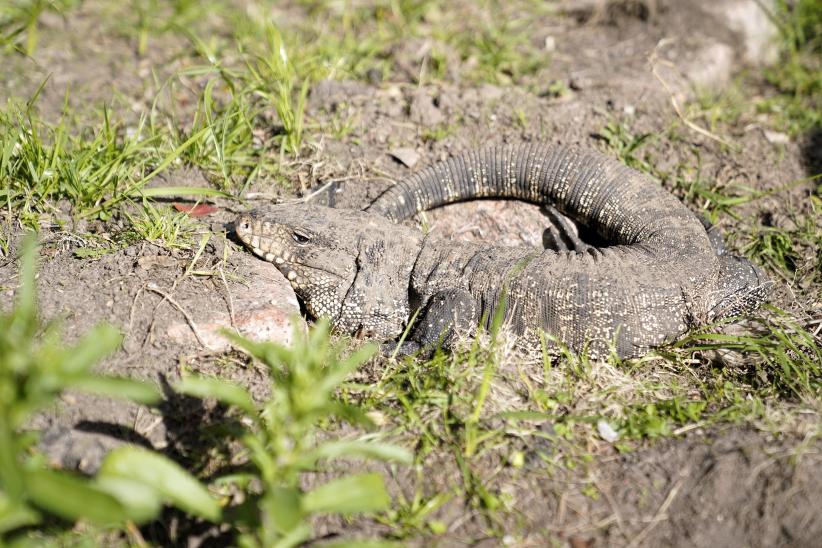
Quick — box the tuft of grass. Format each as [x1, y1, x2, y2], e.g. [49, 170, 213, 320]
[128, 0, 203, 57]
[245, 23, 311, 157]
[125, 200, 200, 250]
[597, 120, 765, 223]
[596, 120, 654, 172]
[0, 0, 79, 55]
[0, 89, 227, 227]
[762, 0, 821, 137]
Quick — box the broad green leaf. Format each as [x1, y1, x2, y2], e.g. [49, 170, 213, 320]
[99, 447, 221, 521]
[260, 487, 303, 535]
[263, 521, 312, 548]
[93, 476, 162, 524]
[327, 402, 375, 429]
[24, 468, 129, 526]
[315, 344, 378, 396]
[307, 441, 412, 465]
[61, 324, 122, 375]
[176, 376, 257, 416]
[69, 376, 161, 405]
[302, 473, 389, 516]
[219, 328, 269, 358]
[0, 494, 40, 534]
[0, 420, 24, 499]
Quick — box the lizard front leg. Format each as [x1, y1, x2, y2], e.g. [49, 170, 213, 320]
[389, 289, 479, 357]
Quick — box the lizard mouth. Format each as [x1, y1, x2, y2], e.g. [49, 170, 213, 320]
[265, 252, 344, 294]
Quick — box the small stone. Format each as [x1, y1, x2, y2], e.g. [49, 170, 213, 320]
[389, 147, 421, 168]
[764, 130, 790, 145]
[623, 104, 636, 116]
[544, 35, 556, 52]
[597, 419, 620, 442]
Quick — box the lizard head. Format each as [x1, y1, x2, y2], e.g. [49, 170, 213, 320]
[235, 205, 423, 336]
[707, 254, 772, 321]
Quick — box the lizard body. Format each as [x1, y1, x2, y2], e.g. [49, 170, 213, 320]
[236, 144, 770, 358]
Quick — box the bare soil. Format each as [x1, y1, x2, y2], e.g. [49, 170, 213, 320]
[2, 1, 820, 546]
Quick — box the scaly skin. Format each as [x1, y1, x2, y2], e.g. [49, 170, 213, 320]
[236, 144, 771, 358]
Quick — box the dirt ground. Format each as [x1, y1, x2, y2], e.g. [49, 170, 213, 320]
[2, 0, 821, 546]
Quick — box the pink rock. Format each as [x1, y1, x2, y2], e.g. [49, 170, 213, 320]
[166, 257, 304, 351]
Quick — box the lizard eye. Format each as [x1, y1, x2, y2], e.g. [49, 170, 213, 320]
[292, 230, 311, 245]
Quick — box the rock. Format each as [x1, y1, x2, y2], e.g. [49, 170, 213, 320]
[389, 147, 421, 168]
[702, 0, 779, 65]
[425, 200, 547, 249]
[684, 41, 735, 90]
[597, 419, 620, 443]
[166, 257, 303, 351]
[39, 422, 122, 474]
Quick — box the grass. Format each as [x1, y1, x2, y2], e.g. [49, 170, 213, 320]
[177, 321, 411, 547]
[0, 0, 80, 55]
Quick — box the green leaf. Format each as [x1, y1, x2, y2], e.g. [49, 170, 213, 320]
[69, 376, 161, 405]
[260, 487, 303, 535]
[315, 343, 378, 395]
[307, 441, 413, 465]
[0, 493, 40, 535]
[218, 328, 269, 358]
[93, 476, 163, 524]
[98, 447, 221, 521]
[302, 473, 390, 516]
[328, 402, 376, 429]
[176, 376, 257, 416]
[24, 467, 129, 526]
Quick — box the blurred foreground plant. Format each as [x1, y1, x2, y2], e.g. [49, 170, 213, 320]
[0, 234, 220, 542]
[178, 321, 412, 548]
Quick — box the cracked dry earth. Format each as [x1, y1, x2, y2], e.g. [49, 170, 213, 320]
[1, 0, 821, 546]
